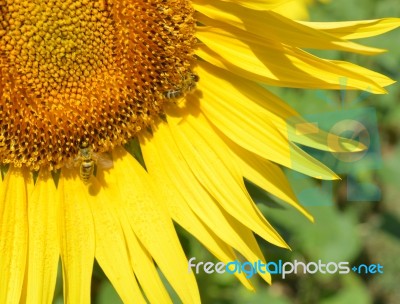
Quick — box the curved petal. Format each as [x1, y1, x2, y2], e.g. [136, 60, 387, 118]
[195, 63, 339, 179]
[140, 132, 255, 289]
[272, 0, 309, 20]
[120, 214, 171, 304]
[86, 178, 146, 304]
[301, 18, 400, 40]
[226, 139, 313, 221]
[197, 60, 365, 153]
[107, 148, 200, 304]
[166, 111, 288, 248]
[96, 155, 172, 304]
[120, 213, 172, 304]
[196, 27, 393, 93]
[194, 2, 384, 54]
[146, 121, 274, 283]
[212, 0, 288, 10]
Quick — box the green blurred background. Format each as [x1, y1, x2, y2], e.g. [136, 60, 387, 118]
[52, 0, 400, 303]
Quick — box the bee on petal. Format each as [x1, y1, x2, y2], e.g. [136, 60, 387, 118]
[67, 141, 113, 184]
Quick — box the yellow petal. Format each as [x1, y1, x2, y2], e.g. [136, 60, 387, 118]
[220, 209, 274, 284]
[107, 147, 200, 304]
[59, 169, 95, 304]
[97, 156, 172, 304]
[301, 18, 400, 40]
[167, 111, 288, 248]
[287, 117, 366, 153]
[227, 140, 313, 222]
[86, 178, 146, 304]
[140, 132, 254, 290]
[119, 212, 172, 304]
[194, 3, 384, 54]
[213, 0, 288, 10]
[272, 0, 309, 20]
[26, 172, 35, 198]
[23, 171, 59, 304]
[196, 63, 339, 179]
[196, 26, 393, 93]
[197, 60, 364, 153]
[0, 167, 29, 304]
[122, 214, 172, 304]
[147, 122, 273, 283]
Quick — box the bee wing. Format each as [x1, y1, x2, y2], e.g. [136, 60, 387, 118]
[65, 156, 81, 168]
[94, 153, 114, 170]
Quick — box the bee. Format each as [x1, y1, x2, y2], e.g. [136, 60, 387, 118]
[78, 142, 95, 184]
[68, 141, 113, 184]
[163, 72, 199, 99]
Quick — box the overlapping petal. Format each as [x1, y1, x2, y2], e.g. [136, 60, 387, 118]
[103, 148, 200, 304]
[226, 138, 312, 221]
[194, 1, 386, 54]
[301, 18, 400, 39]
[140, 131, 256, 289]
[86, 179, 145, 304]
[218, 0, 288, 10]
[196, 27, 393, 93]
[197, 60, 364, 153]
[118, 215, 171, 304]
[97, 162, 173, 303]
[194, 62, 339, 179]
[142, 121, 275, 283]
[166, 110, 288, 248]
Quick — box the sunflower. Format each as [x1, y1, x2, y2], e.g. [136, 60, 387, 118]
[0, 0, 398, 303]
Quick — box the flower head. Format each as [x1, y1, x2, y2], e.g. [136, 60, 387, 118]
[0, 0, 196, 170]
[0, 0, 399, 303]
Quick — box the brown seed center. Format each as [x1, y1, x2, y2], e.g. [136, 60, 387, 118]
[0, 0, 196, 170]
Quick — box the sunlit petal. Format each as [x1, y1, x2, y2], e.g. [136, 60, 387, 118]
[23, 171, 59, 304]
[0, 168, 29, 304]
[0, 1, 398, 303]
[58, 169, 95, 304]
[86, 179, 145, 304]
[301, 18, 400, 39]
[107, 148, 200, 304]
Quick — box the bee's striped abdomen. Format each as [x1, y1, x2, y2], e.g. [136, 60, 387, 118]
[164, 89, 184, 99]
[80, 159, 95, 184]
